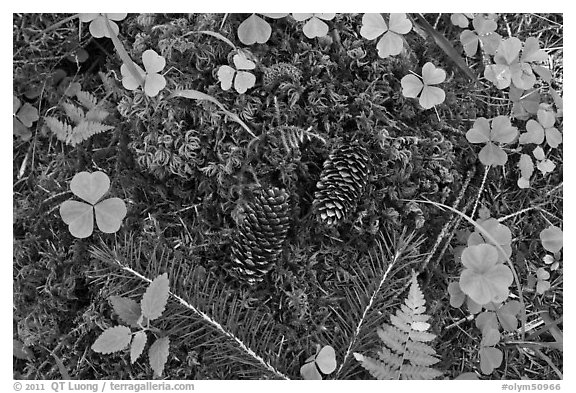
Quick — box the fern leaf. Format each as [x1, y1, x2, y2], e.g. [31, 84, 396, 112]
[354, 271, 443, 380]
[61, 102, 85, 125]
[85, 108, 110, 123]
[68, 121, 114, 146]
[76, 90, 99, 110]
[44, 116, 72, 142]
[353, 353, 397, 380]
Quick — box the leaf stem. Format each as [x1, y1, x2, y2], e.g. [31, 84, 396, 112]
[103, 15, 145, 87]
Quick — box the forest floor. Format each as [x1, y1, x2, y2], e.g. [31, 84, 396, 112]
[13, 13, 563, 380]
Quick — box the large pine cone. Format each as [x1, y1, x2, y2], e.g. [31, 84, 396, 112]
[230, 187, 291, 284]
[313, 143, 370, 226]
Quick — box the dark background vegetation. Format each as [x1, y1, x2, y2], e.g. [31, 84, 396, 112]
[13, 13, 562, 380]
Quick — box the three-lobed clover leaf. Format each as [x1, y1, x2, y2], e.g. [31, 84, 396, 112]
[217, 52, 256, 94]
[13, 96, 38, 141]
[59, 171, 127, 238]
[479, 328, 503, 374]
[237, 13, 288, 45]
[79, 13, 127, 39]
[484, 37, 548, 90]
[292, 13, 336, 39]
[466, 116, 518, 166]
[121, 49, 166, 97]
[509, 87, 540, 120]
[532, 146, 556, 175]
[459, 244, 513, 306]
[520, 107, 562, 148]
[360, 13, 412, 59]
[460, 14, 501, 57]
[467, 217, 512, 263]
[535, 267, 551, 294]
[300, 345, 337, 380]
[401, 62, 446, 109]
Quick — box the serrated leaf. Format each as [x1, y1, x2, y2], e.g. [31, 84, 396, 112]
[540, 226, 563, 253]
[130, 331, 147, 363]
[141, 273, 170, 321]
[94, 197, 127, 234]
[479, 347, 503, 374]
[109, 296, 141, 326]
[76, 90, 99, 109]
[92, 326, 132, 354]
[148, 337, 170, 377]
[316, 345, 336, 374]
[44, 116, 72, 142]
[62, 102, 85, 125]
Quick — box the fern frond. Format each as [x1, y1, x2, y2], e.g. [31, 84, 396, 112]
[44, 116, 72, 143]
[88, 234, 290, 379]
[354, 271, 443, 380]
[61, 102, 85, 125]
[329, 229, 426, 379]
[76, 90, 99, 110]
[68, 121, 114, 146]
[85, 108, 110, 123]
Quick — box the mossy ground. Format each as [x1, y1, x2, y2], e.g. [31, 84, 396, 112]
[13, 13, 562, 380]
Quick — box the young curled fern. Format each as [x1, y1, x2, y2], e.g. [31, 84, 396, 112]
[354, 271, 443, 380]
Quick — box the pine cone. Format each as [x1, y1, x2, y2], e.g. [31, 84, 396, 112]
[313, 143, 370, 226]
[230, 187, 291, 284]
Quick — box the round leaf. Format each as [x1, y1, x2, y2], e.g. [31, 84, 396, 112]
[536, 280, 551, 294]
[484, 64, 511, 89]
[466, 118, 491, 143]
[480, 327, 501, 347]
[537, 108, 556, 128]
[16, 103, 39, 127]
[388, 13, 411, 34]
[92, 326, 132, 354]
[234, 71, 256, 94]
[233, 53, 256, 70]
[400, 74, 423, 98]
[315, 13, 336, 21]
[315, 345, 336, 374]
[302, 17, 329, 39]
[532, 146, 545, 161]
[376, 31, 404, 58]
[520, 120, 544, 145]
[94, 197, 127, 234]
[536, 159, 555, 175]
[460, 30, 479, 57]
[476, 311, 498, 333]
[518, 154, 534, 179]
[479, 143, 508, 166]
[217, 65, 235, 91]
[419, 85, 445, 109]
[540, 225, 562, 253]
[60, 200, 94, 238]
[70, 171, 110, 205]
[497, 300, 522, 332]
[142, 49, 165, 74]
[448, 281, 466, 308]
[421, 62, 446, 85]
[490, 116, 518, 144]
[494, 37, 521, 65]
[479, 33, 502, 56]
[473, 14, 497, 35]
[451, 13, 471, 28]
[360, 13, 387, 40]
[291, 13, 313, 21]
[238, 14, 271, 45]
[479, 347, 503, 374]
[300, 361, 321, 380]
[460, 244, 513, 305]
[521, 37, 548, 63]
[510, 62, 536, 90]
[545, 127, 562, 148]
[143, 73, 166, 97]
[121, 63, 145, 91]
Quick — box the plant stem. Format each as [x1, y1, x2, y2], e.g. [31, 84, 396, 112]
[103, 15, 145, 87]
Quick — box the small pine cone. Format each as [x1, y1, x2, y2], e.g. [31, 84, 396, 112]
[231, 187, 291, 284]
[313, 143, 370, 226]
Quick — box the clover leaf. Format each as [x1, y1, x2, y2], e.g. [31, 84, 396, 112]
[531, 146, 556, 175]
[466, 116, 518, 166]
[79, 13, 127, 39]
[300, 345, 337, 380]
[520, 107, 561, 148]
[479, 328, 503, 374]
[510, 87, 540, 120]
[540, 225, 562, 253]
[237, 13, 288, 45]
[292, 13, 336, 39]
[216, 52, 256, 94]
[121, 49, 166, 97]
[360, 13, 412, 58]
[401, 62, 446, 109]
[460, 14, 501, 57]
[450, 13, 474, 28]
[467, 217, 512, 263]
[60, 171, 127, 238]
[13, 96, 38, 141]
[517, 153, 534, 189]
[459, 244, 513, 305]
[535, 268, 551, 294]
[485, 37, 548, 90]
